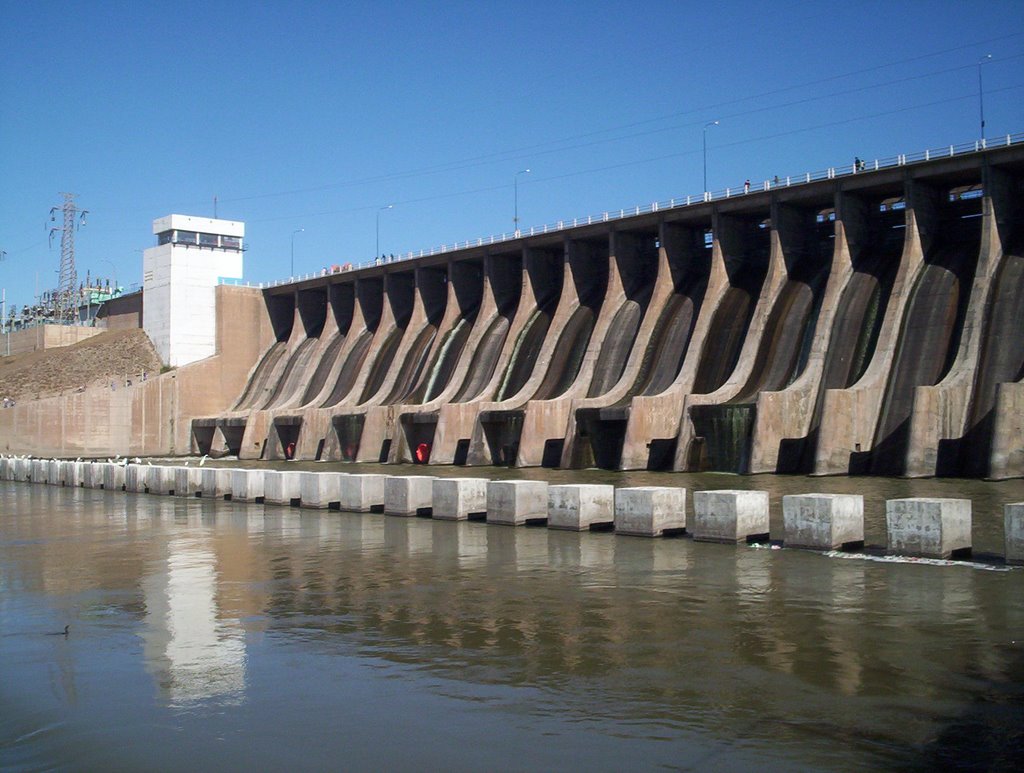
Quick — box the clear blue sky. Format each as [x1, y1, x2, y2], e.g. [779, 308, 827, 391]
[1, 0, 1022, 311]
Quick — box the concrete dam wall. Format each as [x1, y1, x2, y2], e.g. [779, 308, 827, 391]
[193, 144, 1024, 479]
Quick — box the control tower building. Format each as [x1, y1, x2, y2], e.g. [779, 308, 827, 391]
[143, 214, 244, 367]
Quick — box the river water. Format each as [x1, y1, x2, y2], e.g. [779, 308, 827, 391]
[2, 466, 1024, 771]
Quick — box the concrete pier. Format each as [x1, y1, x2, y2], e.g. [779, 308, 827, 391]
[1006, 503, 1024, 565]
[339, 473, 386, 513]
[174, 466, 202, 497]
[547, 484, 615, 531]
[614, 486, 687, 537]
[31, 460, 47, 484]
[232, 469, 265, 503]
[431, 477, 488, 521]
[782, 493, 864, 550]
[886, 497, 972, 558]
[299, 471, 345, 509]
[264, 470, 302, 506]
[486, 480, 549, 526]
[103, 464, 126, 491]
[200, 467, 234, 500]
[48, 460, 61, 485]
[692, 490, 770, 543]
[384, 475, 435, 517]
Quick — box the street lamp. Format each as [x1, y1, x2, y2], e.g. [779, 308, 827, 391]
[376, 205, 393, 261]
[290, 228, 304, 277]
[703, 120, 719, 194]
[978, 54, 992, 143]
[514, 169, 531, 234]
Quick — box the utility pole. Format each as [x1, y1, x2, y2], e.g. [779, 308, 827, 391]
[1, 287, 7, 357]
[48, 193, 88, 324]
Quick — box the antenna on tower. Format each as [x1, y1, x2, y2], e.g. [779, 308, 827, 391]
[47, 193, 88, 324]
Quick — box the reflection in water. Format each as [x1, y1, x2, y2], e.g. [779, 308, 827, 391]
[142, 537, 246, 707]
[2, 481, 1023, 770]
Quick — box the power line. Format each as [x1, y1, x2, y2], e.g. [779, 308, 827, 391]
[218, 34, 1024, 205]
[243, 83, 1024, 228]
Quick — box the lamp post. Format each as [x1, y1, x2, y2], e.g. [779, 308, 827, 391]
[703, 120, 719, 194]
[978, 53, 992, 143]
[290, 228, 304, 277]
[514, 169, 530, 234]
[376, 205, 393, 261]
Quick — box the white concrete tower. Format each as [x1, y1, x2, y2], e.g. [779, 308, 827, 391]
[143, 215, 244, 366]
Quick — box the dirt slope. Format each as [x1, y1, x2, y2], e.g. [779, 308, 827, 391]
[0, 329, 163, 401]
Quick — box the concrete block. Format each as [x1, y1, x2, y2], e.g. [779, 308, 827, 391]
[432, 477, 489, 521]
[339, 473, 386, 512]
[384, 475, 435, 517]
[200, 467, 234, 499]
[300, 472, 345, 509]
[264, 470, 302, 506]
[48, 460, 61, 485]
[60, 461, 81, 487]
[174, 466, 203, 497]
[232, 469, 265, 503]
[17, 458, 31, 482]
[103, 464, 126, 491]
[486, 480, 549, 526]
[547, 484, 615, 531]
[31, 460, 48, 484]
[1006, 503, 1024, 565]
[145, 465, 170, 495]
[886, 497, 972, 558]
[692, 490, 770, 543]
[614, 486, 687, 537]
[83, 463, 103, 489]
[782, 493, 864, 550]
[125, 464, 147, 493]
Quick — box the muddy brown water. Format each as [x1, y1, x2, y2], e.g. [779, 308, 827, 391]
[2, 466, 1023, 770]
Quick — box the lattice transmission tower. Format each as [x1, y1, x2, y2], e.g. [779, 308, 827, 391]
[48, 193, 88, 323]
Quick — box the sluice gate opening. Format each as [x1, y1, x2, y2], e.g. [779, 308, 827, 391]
[482, 238, 607, 466]
[577, 220, 713, 469]
[951, 167, 1024, 478]
[784, 189, 906, 473]
[859, 179, 984, 475]
[691, 200, 835, 473]
[675, 210, 772, 472]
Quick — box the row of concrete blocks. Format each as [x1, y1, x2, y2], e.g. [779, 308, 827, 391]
[3, 457, 1023, 563]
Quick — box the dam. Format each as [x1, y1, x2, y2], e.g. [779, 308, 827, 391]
[2, 138, 1022, 481]
[185, 138, 1024, 480]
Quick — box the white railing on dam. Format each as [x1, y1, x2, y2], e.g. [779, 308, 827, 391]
[251, 132, 1023, 290]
